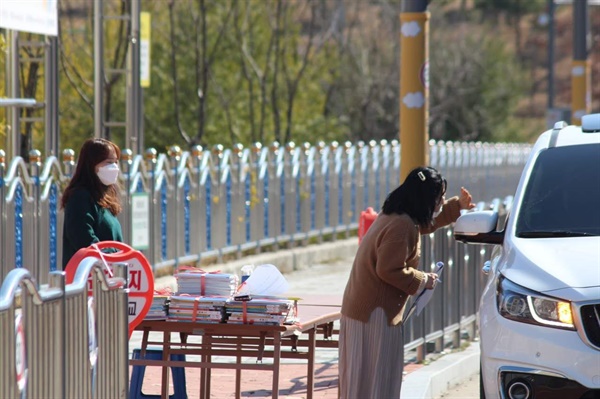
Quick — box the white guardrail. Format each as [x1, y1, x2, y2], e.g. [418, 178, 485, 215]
[0, 259, 129, 399]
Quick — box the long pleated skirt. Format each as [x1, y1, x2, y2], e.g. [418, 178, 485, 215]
[338, 307, 405, 399]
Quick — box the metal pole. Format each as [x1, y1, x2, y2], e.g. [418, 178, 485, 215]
[399, 0, 429, 182]
[547, 0, 555, 110]
[571, 0, 590, 124]
[8, 30, 21, 159]
[45, 36, 60, 156]
[139, 91, 145, 154]
[127, 0, 142, 154]
[94, 0, 104, 138]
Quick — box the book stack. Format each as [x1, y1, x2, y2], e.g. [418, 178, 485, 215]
[176, 271, 239, 297]
[167, 295, 227, 323]
[146, 295, 169, 320]
[225, 297, 297, 325]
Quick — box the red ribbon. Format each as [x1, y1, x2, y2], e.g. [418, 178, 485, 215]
[192, 298, 199, 323]
[176, 265, 222, 274]
[236, 281, 246, 293]
[154, 287, 172, 296]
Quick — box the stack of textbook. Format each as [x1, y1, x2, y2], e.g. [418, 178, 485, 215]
[146, 295, 169, 320]
[167, 295, 227, 323]
[176, 270, 239, 297]
[225, 297, 297, 325]
[146, 289, 172, 320]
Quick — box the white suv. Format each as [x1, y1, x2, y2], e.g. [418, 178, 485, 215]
[454, 114, 600, 399]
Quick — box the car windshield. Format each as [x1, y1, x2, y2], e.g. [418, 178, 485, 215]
[516, 143, 600, 237]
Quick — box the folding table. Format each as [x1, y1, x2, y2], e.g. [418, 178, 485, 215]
[130, 298, 341, 399]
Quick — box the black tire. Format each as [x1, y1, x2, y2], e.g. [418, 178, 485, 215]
[480, 363, 486, 399]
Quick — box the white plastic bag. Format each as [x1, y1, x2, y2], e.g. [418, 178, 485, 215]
[237, 264, 289, 296]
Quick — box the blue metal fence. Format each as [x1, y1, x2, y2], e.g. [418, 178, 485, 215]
[0, 140, 531, 284]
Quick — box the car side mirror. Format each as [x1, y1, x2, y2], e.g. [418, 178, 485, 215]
[454, 210, 504, 245]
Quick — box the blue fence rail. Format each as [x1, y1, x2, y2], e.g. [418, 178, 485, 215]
[0, 139, 531, 284]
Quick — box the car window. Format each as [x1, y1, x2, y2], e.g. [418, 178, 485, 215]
[516, 143, 600, 237]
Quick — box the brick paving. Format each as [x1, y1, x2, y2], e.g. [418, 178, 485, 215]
[132, 362, 339, 399]
[130, 360, 423, 399]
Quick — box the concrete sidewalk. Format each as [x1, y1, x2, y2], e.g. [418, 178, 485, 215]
[130, 238, 480, 399]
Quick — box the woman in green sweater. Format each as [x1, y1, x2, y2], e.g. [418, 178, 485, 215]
[339, 166, 475, 398]
[61, 138, 123, 269]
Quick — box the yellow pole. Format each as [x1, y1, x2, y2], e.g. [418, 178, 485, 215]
[571, 59, 591, 126]
[571, 1, 590, 126]
[399, 11, 429, 182]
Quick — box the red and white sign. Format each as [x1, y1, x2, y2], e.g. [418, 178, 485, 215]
[65, 241, 154, 337]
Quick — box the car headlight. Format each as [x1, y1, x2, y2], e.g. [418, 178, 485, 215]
[497, 276, 575, 330]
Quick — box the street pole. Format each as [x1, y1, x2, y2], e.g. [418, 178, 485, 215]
[7, 30, 21, 159]
[45, 36, 59, 157]
[127, 0, 142, 154]
[547, 0, 555, 110]
[572, 0, 591, 124]
[94, 0, 104, 139]
[399, 0, 429, 182]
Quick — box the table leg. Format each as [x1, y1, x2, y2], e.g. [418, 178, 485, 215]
[307, 328, 316, 399]
[206, 334, 212, 398]
[141, 328, 150, 357]
[272, 334, 281, 399]
[236, 342, 242, 399]
[200, 335, 208, 399]
[161, 332, 171, 399]
[325, 322, 333, 339]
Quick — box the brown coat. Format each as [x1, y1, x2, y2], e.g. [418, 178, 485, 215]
[341, 197, 461, 325]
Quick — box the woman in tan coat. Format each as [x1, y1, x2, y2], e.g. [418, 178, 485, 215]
[339, 166, 475, 398]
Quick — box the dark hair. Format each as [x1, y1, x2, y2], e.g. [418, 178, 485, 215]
[60, 138, 122, 215]
[381, 166, 446, 227]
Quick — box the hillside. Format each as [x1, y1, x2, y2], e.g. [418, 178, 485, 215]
[435, 1, 599, 141]
[497, 5, 599, 139]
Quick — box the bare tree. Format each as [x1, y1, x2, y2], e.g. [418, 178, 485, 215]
[167, 0, 234, 147]
[271, 0, 284, 143]
[234, 0, 279, 143]
[322, 0, 399, 142]
[279, 0, 330, 144]
[58, 0, 130, 143]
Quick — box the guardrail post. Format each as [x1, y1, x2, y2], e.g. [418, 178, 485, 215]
[94, 261, 129, 399]
[24, 271, 64, 399]
[29, 150, 42, 283]
[0, 149, 6, 280]
[145, 148, 158, 267]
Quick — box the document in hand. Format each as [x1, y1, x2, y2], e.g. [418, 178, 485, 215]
[405, 262, 444, 320]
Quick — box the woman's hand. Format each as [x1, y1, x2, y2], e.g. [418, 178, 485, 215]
[425, 273, 439, 290]
[459, 187, 475, 210]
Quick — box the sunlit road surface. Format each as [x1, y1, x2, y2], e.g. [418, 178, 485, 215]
[435, 372, 480, 399]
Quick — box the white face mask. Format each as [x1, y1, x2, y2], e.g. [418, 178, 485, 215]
[433, 205, 443, 218]
[97, 163, 119, 185]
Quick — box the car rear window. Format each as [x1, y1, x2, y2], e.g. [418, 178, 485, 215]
[516, 143, 600, 237]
